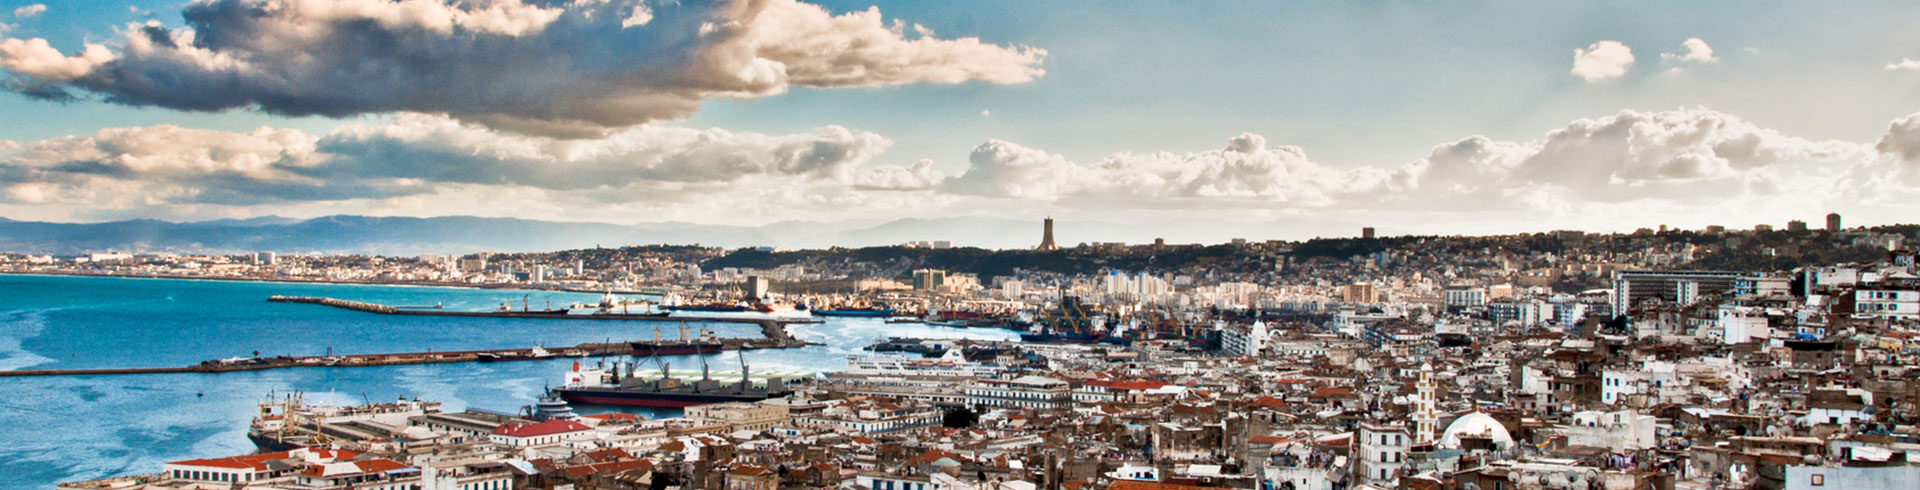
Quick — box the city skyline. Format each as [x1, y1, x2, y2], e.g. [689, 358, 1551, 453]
[1, 1, 1919, 239]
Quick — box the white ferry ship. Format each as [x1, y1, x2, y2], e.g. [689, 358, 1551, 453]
[843, 349, 1004, 378]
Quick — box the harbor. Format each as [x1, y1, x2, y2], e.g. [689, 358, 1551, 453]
[0, 334, 817, 378]
[266, 295, 815, 343]
[0, 295, 824, 378]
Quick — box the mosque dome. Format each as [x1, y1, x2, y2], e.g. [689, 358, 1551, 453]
[1438, 412, 1514, 450]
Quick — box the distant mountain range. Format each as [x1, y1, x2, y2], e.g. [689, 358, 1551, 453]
[0, 215, 1368, 255]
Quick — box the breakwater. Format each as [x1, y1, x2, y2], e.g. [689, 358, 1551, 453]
[0, 296, 822, 378]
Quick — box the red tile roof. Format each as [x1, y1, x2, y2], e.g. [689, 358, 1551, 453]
[1309, 387, 1353, 398]
[728, 464, 775, 476]
[564, 460, 653, 478]
[298, 458, 410, 477]
[493, 419, 591, 437]
[171, 449, 357, 471]
[1107, 380, 1171, 391]
[1107, 480, 1221, 490]
[1250, 396, 1289, 409]
[1249, 435, 1290, 444]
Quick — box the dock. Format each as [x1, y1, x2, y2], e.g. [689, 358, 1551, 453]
[0, 297, 822, 378]
[0, 337, 816, 378]
[266, 295, 808, 343]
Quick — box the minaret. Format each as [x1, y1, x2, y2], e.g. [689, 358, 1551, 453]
[1414, 362, 1438, 443]
[1037, 217, 1060, 251]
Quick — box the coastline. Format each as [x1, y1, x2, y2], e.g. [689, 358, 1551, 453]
[0, 269, 669, 295]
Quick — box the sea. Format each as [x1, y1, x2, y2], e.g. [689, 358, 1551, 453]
[0, 273, 1018, 489]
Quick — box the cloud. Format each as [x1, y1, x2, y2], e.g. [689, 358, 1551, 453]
[0, 0, 1046, 137]
[938, 107, 1875, 226]
[1571, 40, 1634, 82]
[945, 132, 1403, 207]
[311, 114, 891, 188]
[1661, 38, 1716, 63]
[854, 159, 947, 190]
[7, 107, 1916, 234]
[1885, 58, 1920, 71]
[0, 115, 893, 215]
[11, 4, 45, 18]
[1402, 108, 1864, 208]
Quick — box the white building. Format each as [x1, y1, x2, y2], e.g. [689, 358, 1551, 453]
[1353, 422, 1410, 486]
[1600, 368, 1645, 406]
[1717, 305, 1771, 344]
[488, 419, 591, 447]
[966, 376, 1073, 411]
[1564, 410, 1657, 451]
[1843, 288, 1919, 319]
[1220, 321, 1270, 358]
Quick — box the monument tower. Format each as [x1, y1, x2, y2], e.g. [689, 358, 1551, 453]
[1038, 218, 1060, 251]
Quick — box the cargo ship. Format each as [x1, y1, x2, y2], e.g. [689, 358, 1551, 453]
[844, 349, 1004, 378]
[659, 292, 755, 312]
[1020, 294, 1109, 344]
[664, 303, 752, 313]
[499, 295, 570, 315]
[630, 323, 724, 356]
[248, 393, 442, 452]
[811, 306, 896, 317]
[553, 354, 795, 408]
[477, 345, 556, 362]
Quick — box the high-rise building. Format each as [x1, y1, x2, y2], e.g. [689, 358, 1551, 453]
[1787, 220, 1808, 232]
[912, 269, 946, 291]
[1037, 218, 1059, 251]
[1826, 212, 1842, 232]
[1612, 270, 1742, 313]
[1342, 283, 1378, 303]
[746, 276, 770, 299]
[1362, 227, 1376, 239]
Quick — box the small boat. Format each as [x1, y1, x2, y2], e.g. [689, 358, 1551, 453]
[477, 345, 556, 362]
[812, 306, 897, 317]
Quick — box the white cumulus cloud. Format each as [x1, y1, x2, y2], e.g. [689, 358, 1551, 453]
[11, 4, 45, 18]
[1661, 38, 1717, 63]
[1571, 40, 1634, 82]
[945, 132, 1403, 208]
[0, 115, 894, 214]
[0, 0, 1046, 137]
[1885, 58, 1920, 71]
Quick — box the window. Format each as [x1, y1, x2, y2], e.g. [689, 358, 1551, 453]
[1811, 474, 1824, 486]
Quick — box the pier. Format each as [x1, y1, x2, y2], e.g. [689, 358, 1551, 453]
[266, 295, 809, 344]
[0, 297, 821, 378]
[0, 337, 816, 378]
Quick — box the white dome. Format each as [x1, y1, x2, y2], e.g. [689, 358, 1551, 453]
[1438, 412, 1513, 450]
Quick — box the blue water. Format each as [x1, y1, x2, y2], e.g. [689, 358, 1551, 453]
[0, 274, 1017, 489]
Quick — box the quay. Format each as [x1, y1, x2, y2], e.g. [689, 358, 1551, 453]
[0, 297, 824, 378]
[0, 337, 816, 378]
[265, 295, 811, 343]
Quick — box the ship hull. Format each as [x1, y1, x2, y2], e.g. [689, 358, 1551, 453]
[1019, 333, 1103, 344]
[811, 309, 896, 317]
[554, 388, 782, 408]
[629, 342, 724, 356]
[246, 432, 304, 453]
[664, 305, 751, 313]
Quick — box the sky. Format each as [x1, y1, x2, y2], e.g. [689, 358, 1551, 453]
[1, 0, 1919, 239]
